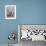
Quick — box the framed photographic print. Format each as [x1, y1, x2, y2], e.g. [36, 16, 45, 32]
[5, 5, 16, 19]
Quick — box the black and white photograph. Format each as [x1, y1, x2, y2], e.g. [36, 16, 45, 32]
[5, 5, 16, 19]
